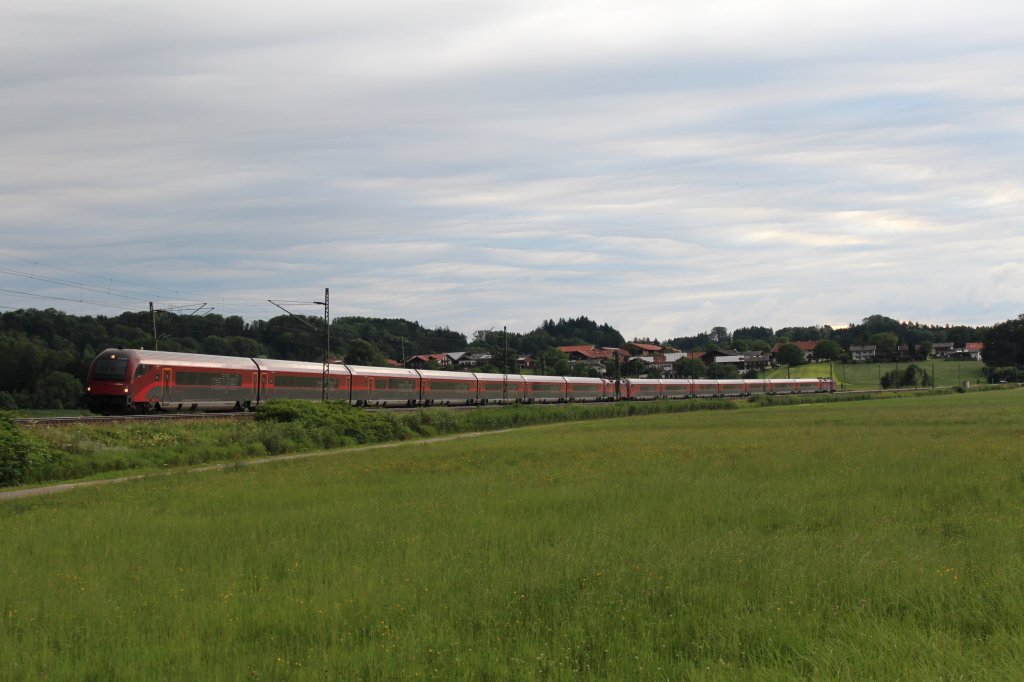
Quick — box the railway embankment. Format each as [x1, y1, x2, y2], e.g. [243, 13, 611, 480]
[3, 385, 1016, 494]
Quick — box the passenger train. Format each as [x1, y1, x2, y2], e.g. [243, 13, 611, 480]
[84, 348, 836, 414]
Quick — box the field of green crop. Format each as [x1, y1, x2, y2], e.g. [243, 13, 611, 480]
[763, 359, 987, 390]
[3, 389, 1024, 679]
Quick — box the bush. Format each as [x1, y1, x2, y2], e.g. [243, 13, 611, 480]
[0, 412, 32, 486]
[31, 371, 83, 409]
[255, 400, 404, 447]
[0, 391, 18, 411]
[984, 366, 1024, 384]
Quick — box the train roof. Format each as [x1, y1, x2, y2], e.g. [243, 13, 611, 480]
[413, 369, 478, 381]
[473, 372, 527, 383]
[345, 365, 422, 379]
[98, 348, 258, 371]
[522, 374, 567, 384]
[254, 358, 349, 374]
[563, 376, 606, 385]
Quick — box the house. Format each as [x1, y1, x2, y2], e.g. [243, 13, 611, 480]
[654, 351, 685, 374]
[635, 351, 686, 375]
[931, 342, 955, 358]
[622, 342, 663, 356]
[770, 340, 820, 363]
[713, 350, 771, 372]
[949, 342, 984, 361]
[405, 353, 454, 369]
[558, 345, 629, 374]
[849, 345, 876, 362]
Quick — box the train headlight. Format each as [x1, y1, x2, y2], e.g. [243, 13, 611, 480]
[124, 387, 130, 393]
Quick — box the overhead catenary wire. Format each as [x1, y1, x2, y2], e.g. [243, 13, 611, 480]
[0, 287, 143, 310]
[0, 251, 210, 301]
[0, 251, 302, 321]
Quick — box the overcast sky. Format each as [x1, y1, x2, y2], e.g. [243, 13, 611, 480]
[2, 0, 1022, 341]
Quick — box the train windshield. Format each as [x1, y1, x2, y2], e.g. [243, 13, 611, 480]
[93, 356, 129, 381]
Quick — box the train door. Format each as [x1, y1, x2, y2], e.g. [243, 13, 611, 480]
[161, 368, 173, 401]
[254, 372, 269, 404]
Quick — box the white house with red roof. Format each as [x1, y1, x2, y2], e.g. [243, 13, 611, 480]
[770, 340, 821, 363]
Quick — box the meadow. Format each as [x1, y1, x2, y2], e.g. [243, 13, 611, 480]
[2, 389, 1024, 679]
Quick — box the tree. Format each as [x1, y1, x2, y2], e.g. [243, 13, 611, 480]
[539, 316, 624, 348]
[812, 339, 842, 362]
[868, 332, 900, 359]
[983, 314, 1024, 367]
[343, 339, 386, 366]
[623, 358, 647, 377]
[706, 363, 740, 379]
[732, 325, 774, 342]
[535, 347, 571, 376]
[775, 343, 805, 367]
[32, 371, 83, 409]
[673, 357, 706, 379]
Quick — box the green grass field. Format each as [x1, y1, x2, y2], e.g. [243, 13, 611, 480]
[763, 359, 986, 390]
[3, 390, 1024, 679]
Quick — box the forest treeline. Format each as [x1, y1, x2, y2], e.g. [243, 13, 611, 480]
[0, 308, 1019, 410]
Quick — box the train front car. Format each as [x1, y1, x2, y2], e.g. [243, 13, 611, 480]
[86, 349, 262, 414]
[85, 349, 140, 413]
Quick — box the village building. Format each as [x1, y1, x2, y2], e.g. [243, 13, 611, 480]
[849, 345, 877, 362]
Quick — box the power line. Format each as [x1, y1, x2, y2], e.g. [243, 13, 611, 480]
[0, 266, 155, 304]
[0, 287, 141, 310]
[0, 252, 297, 319]
[0, 251, 210, 301]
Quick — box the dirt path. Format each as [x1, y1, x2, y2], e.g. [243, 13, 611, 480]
[0, 429, 514, 502]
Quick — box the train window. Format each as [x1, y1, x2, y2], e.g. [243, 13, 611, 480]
[484, 382, 505, 391]
[134, 364, 149, 378]
[431, 382, 469, 391]
[276, 375, 324, 388]
[176, 371, 243, 387]
[386, 379, 415, 390]
[93, 357, 128, 381]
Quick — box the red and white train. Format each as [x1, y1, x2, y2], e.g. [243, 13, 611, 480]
[85, 348, 836, 414]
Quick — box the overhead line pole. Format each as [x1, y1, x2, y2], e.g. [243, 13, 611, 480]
[268, 289, 330, 402]
[150, 302, 158, 350]
[319, 288, 330, 402]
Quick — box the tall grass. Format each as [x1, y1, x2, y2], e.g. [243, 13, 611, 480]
[3, 390, 1024, 678]
[10, 399, 738, 486]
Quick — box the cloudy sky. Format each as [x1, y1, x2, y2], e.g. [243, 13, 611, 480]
[2, 0, 1023, 341]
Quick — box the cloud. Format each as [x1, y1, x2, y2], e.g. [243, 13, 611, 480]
[2, 0, 1024, 337]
